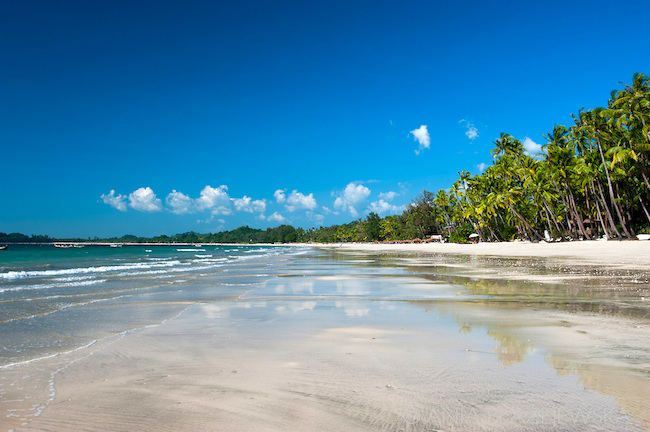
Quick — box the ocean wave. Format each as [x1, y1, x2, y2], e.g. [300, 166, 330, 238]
[0, 279, 107, 294]
[112, 263, 223, 278]
[1, 260, 183, 280]
[52, 275, 96, 282]
[0, 340, 97, 370]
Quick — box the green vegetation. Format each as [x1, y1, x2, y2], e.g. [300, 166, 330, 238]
[3, 73, 648, 244]
[0, 233, 53, 243]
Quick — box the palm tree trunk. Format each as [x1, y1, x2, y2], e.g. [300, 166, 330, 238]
[507, 202, 543, 240]
[565, 184, 591, 239]
[637, 193, 650, 225]
[640, 169, 650, 193]
[596, 134, 632, 237]
[542, 197, 564, 236]
[480, 218, 497, 242]
[596, 180, 622, 238]
[590, 180, 610, 238]
[541, 205, 555, 239]
[551, 179, 574, 236]
[616, 187, 636, 236]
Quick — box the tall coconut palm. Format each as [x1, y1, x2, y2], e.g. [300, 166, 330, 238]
[544, 125, 591, 239]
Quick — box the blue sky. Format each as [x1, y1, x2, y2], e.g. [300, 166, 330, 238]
[2, 0, 649, 238]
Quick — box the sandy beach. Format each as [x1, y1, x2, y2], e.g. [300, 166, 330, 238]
[3, 241, 649, 431]
[317, 239, 650, 267]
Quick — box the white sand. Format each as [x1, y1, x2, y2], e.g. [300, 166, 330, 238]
[315, 240, 650, 267]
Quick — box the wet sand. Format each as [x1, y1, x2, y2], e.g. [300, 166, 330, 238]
[3, 242, 650, 431]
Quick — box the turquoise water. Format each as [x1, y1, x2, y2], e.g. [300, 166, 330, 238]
[0, 244, 296, 367]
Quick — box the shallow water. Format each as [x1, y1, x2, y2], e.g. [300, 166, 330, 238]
[1, 246, 649, 431]
[0, 244, 294, 367]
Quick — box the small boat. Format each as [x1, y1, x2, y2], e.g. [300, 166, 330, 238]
[0, 245, 7, 250]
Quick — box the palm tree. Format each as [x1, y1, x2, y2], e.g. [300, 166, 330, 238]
[544, 125, 591, 239]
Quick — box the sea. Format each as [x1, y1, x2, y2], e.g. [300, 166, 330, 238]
[0, 243, 301, 369]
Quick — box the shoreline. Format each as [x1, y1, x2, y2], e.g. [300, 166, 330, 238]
[4, 239, 650, 269]
[314, 239, 650, 268]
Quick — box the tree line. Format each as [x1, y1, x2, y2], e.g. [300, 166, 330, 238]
[3, 73, 648, 244]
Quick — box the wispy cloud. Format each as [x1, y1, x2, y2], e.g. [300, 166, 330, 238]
[267, 212, 286, 223]
[233, 196, 266, 213]
[310, 212, 325, 226]
[459, 119, 479, 141]
[369, 199, 404, 215]
[101, 190, 127, 211]
[476, 162, 488, 173]
[410, 125, 430, 155]
[334, 182, 371, 217]
[378, 191, 399, 201]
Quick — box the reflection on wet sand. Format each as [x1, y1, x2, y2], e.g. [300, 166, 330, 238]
[402, 297, 650, 429]
[489, 330, 533, 366]
[225, 248, 650, 428]
[341, 247, 650, 430]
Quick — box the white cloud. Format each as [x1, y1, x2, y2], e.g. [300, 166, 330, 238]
[334, 182, 371, 217]
[460, 119, 479, 140]
[378, 191, 399, 201]
[195, 185, 232, 215]
[166, 190, 194, 214]
[369, 199, 404, 215]
[101, 190, 127, 212]
[311, 213, 325, 226]
[233, 196, 266, 213]
[410, 125, 430, 155]
[103, 184, 270, 217]
[276, 190, 317, 212]
[523, 137, 542, 154]
[128, 187, 163, 212]
[477, 162, 488, 173]
[267, 212, 286, 223]
[286, 190, 317, 212]
[274, 189, 286, 203]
